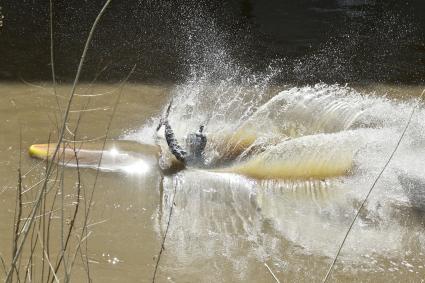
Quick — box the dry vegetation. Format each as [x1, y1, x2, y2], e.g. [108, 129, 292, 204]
[0, 1, 129, 282]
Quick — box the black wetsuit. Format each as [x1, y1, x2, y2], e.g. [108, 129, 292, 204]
[163, 121, 207, 166]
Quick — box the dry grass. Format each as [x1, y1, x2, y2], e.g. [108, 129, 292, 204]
[0, 1, 133, 282]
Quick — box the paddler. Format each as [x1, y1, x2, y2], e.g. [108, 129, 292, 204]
[157, 118, 207, 167]
[156, 99, 207, 167]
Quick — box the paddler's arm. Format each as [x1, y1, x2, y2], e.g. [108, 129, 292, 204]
[163, 121, 187, 163]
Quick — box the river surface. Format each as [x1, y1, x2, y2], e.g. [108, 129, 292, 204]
[1, 82, 425, 282]
[1, 0, 424, 282]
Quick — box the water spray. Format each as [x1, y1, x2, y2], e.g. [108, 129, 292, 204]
[322, 88, 425, 282]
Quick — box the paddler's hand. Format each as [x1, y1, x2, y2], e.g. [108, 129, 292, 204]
[156, 118, 164, 131]
[156, 99, 173, 131]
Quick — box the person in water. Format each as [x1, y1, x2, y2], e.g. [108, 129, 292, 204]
[157, 118, 207, 167]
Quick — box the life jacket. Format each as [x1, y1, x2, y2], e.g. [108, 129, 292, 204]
[185, 131, 207, 165]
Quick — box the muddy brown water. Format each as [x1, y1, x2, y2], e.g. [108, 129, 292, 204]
[1, 82, 425, 282]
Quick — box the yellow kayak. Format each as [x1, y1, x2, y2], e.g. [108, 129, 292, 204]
[29, 133, 354, 179]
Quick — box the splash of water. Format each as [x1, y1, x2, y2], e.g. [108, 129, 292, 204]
[121, 4, 425, 278]
[130, 83, 425, 275]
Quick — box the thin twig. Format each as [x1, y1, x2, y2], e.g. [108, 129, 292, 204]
[67, 107, 112, 113]
[22, 159, 46, 178]
[36, 230, 59, 283]
[49, 0, 62, 118]
[68, 230, 93, 276]
[19, 208, 65, 223]
[20, 178, 49, 195]
[50, 145, 82, 283]
[0, 253, 7, 277]
[80, 219, 108, 230]
[25, 220, 38, 283]
[10, 130, 23, 282]
[152, 177, 179, 283]
[12, 168, 23, 259]
[60, 143, 66, 281]
[39, 133, 51, 282]
[264, 263, 280, 283]
[63, 135, 107, 143]
[41, 143, 49, 283]
[44, 139, 61, 283]
[22, 227, 39, 282]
